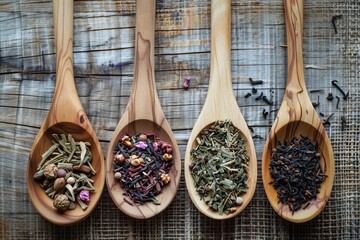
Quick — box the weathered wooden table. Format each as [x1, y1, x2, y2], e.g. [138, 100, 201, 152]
[1, 0, 359, 239]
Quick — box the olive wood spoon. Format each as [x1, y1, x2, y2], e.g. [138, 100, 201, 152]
[184, 0, 257, 220]
[262, 0, 335, 223]
[105, 0, 180, 219]
[27, 0, 105, 225]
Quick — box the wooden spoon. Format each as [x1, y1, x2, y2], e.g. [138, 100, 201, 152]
[262, 0, 335, 223]
[27, 0, 105, 225]
[184, 0, 257, 220]
[105, 0, 181, 219]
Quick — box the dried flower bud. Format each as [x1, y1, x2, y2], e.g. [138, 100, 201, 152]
[54, 177, 66, 191]
[53, 194, 70, 211]
[160, 173, 170, 184]
[165, 146, 173, 154]
[152, 142, 159, 151]
[57, 169, 67, 178]
[163, 153, 172, 161]
[183, 76, 191, 90]
[138, 134, 147, 141]
[79, 190, 90, 202]
[230, 207, 237, 213]
[43, 164, 58, 180]
[115, 153, 125, 164]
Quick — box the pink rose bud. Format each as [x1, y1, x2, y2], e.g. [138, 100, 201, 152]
[166, 146, 173, 154]
[152, 142, 159, 151]
[79, 190, 90, 202]
[157, 141, 164, 148]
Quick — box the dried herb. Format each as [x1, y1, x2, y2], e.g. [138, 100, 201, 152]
[34, 134, 95, 212]
[189, 120, 249, 215]
[113, 133, 173, 205]
[269, 136, 327, 214]
[332, 80, 349, 100]
[244, 93, 252, 98]
[249, 78, 263, 85]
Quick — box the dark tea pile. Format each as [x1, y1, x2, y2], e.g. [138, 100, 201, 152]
[34, 134, 96, 212]
[113, 133, 173, 205]
[190, 120, 249, 215]
[269, 136, 327, 214]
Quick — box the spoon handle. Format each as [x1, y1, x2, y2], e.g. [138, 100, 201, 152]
[207, 0, 233, 98]
[129, 0, 159, 120]
[51, 0, 86, 124]
[285, 0, 306, 93]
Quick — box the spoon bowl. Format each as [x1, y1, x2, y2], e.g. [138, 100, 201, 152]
[28, 123, 104, 225]
[105, 0, 180, 219]
[184, 0, 257, 220]
[27, 0, 105, 225]
[262, 0, 334, 223]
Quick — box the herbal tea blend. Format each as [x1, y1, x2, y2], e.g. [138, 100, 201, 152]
[189, 120, 249, 215]
[113, 133, 173, 205]
[269, 136, 327, 214]
[33, 134, 96, 212]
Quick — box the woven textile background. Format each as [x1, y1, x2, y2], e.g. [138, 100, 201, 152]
[0, 0, 359, 239]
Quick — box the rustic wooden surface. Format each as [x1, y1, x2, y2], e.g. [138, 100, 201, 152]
[0, 0, 359, 239]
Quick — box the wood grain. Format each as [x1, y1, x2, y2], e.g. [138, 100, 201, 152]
[184, 0, 257, 220]
[0, 0, 357, 238]
[105, 0, 181, 219]
[26, 0, 105, 225]
[262, 0, 335, 223]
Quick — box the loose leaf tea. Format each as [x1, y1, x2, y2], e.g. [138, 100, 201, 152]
[113, 133, 173, 205]
[269, 136, 327, 214]
[190, 120, 249, 215]
[33, 134, 96, 212]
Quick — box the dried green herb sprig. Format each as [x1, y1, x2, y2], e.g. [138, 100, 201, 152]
[190, 120, 249, 215]
[34, 134, 96, 212]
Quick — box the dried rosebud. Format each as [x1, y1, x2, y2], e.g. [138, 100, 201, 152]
[53, 194, 70, 211]
[152, 142, 159, 151]
[54, 177, 66, 191]
[157, 141, 164, 148]
[57, 169, 67, 178]
[43, 164, 58, 180]
[79, 190, 90, 202]
[134, 141, 148, 150]
[183, 76, 191, 90]
[165, 146, 173, 154]
[230, 207, 237, 213]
